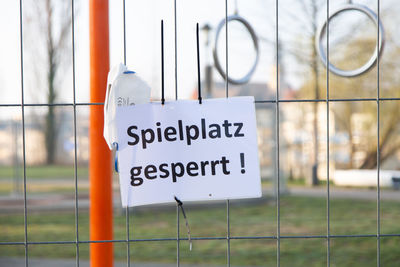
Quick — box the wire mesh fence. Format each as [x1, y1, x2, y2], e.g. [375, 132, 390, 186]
[1, 0, 399, 266]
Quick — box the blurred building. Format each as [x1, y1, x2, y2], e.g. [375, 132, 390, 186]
[0, 111, 89, 166]
[1, 85, 398, 183]
[0, 119, 46, 165]
[281, 103, 336, 182]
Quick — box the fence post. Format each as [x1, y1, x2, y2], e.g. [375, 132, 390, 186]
[89, 0, 113, 266]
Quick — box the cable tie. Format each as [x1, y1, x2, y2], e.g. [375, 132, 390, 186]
[174, 196, 192, 251]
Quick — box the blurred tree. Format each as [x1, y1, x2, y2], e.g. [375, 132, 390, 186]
[26, 0, 72, 164]
[269, 0, 399, 175]
[260, 0, 399, 174]
[277, 0, 327, 185]
[301, 34, 400, 169]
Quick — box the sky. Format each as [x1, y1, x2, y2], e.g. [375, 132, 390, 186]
[0, 0, 394, 119]
[0, 0, 276, 111]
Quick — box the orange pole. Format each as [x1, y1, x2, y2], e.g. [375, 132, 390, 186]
[89, 0, 113, 266]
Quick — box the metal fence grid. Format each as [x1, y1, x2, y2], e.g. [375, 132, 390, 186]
[1, 0, 399, 266]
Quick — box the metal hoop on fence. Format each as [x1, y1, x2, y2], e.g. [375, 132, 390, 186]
[316, 4, 385, 78]
[213, 15, 259, 85]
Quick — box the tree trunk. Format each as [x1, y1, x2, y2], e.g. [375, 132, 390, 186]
[311, 47, 319, 185]
[45, 41, 57, 164]
[360, 150, 377, 169]
[348, 115, 354, 169]
[44, 0, 57, 165]
[45, 105, 56, 164]
[359, 110, 399, 169]
[310, 0, 319, 186]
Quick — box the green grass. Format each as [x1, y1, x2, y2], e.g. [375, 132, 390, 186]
[0, 164, 90, 195]
[0, 165, 89, 179]
[1, 196, 399, 266]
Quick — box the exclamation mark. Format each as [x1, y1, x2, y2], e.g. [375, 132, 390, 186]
[240, 153, 245, 174]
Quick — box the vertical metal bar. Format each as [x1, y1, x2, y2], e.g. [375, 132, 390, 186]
[227, 199, 230, 267]
[161, 20, 165, 105]
[123, 0, 127, 65]
[275, 0, 280, 266]
[326, 1, 331, 266]
[125, 184, 131, 267]
[19, 0, 28, 266]
[376, 0, 381, 266]
[176, 204, 180, 267]
[224, 1, 230, 266]
[71, 0, 80, 266]
[225, 0, 228, 98]
[174, 2, 180, 266]
[122, 1, 131, 266]
[174, 0, 178, 100]
[196, 23, 202, 104]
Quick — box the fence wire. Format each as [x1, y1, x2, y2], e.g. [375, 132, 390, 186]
[0, 0, 393, 267]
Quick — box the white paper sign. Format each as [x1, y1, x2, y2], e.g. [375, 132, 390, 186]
[116, 96, 261, 207]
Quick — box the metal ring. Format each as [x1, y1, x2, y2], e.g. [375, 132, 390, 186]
[213, 15, 259, 85]
[316, 4, 385, 77]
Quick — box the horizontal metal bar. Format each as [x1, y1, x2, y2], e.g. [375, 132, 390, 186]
[280, 235, 326, 239]
[0, 102, 105, 107]
[1, 97, 400, 108]
[374, 234, 400, 238]
[257, 97, 400, 103]
[329, 234, 378, 239]
[1, 233, 399, 246]
[230, 236, 276, 240]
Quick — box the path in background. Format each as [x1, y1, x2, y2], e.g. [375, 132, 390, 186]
[0, 258, 233, 267]
[0, 186, 399, 213]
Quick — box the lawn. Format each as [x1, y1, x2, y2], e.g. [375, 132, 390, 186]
[0, 165, 89, 179]
[0, 165, 90, 195]
[0, 196, 399, 266]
